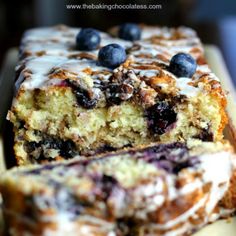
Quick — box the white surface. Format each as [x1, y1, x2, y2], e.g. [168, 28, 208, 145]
[194, 217, 236, 236]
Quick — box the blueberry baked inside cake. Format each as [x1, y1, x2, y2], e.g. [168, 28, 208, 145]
[7, 24, 228, 165]
[1, 142, 235, 236]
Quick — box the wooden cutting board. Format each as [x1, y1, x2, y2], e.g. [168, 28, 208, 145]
[0, 46, 236, 235]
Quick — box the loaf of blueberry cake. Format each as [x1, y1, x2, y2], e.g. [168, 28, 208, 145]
[1, 142, 235, 236]
[8, 24, 228, 165]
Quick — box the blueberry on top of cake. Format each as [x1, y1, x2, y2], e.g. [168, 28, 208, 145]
[118, 23, 142, 41]
[76, 28, 101, 51]
[169, 52, 197, 78]
[98, 43, 127, 68]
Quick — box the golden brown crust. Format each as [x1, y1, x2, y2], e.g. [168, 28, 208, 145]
[220, 169, 236, 209]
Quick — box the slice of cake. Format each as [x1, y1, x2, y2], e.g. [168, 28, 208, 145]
[8, 24, 227, 165]
[1, 142, 235, 236]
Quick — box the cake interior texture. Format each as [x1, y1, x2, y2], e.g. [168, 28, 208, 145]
[8, 25, 228, 164]
[1, 142, 236, 236]
[11, 87, 226, 164]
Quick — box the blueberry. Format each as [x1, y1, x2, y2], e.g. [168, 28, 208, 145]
[66, 79, 98, 109]
[93, 174, 118, 200]
[98, 44, 126, 69]
[60, 140, 76, 158]
[105, 84, 123, 105]
[157, 160, 174, 173]
[119, 23, 141, 41]
[76, 28, 101, 51]
[25, 141, 41, 153]
[145, 102, 177, 135]
[74, 86, 97, 109]
[169, 53, 197, 78]
[138, 143, 200, 174]
[195, 128, 213, 142]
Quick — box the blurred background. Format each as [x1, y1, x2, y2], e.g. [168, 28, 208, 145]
[0, 0, 236, 83]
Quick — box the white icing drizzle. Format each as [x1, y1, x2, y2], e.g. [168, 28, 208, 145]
[18, 56, 112, 90]
[175, 77, 199, 97]
[178, 179, 202, 195]
[15, 25, 222, 100]
[139, 150, 234, 235]
[58, 59, 111, 74]
[139, 69, 160, 78]
[101, 35, 132, 48]
[141, 27, 163, 39]
[132, 39, 201, 60]
[199, 151, 232, 214]
[141, 26, 197, 40]
[22, 26, 79, 44]
[21, 27, 131, 59]
[151, 196, 208, 230]
[20, 56, 68, 89]
[44, 214, 116, 236]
